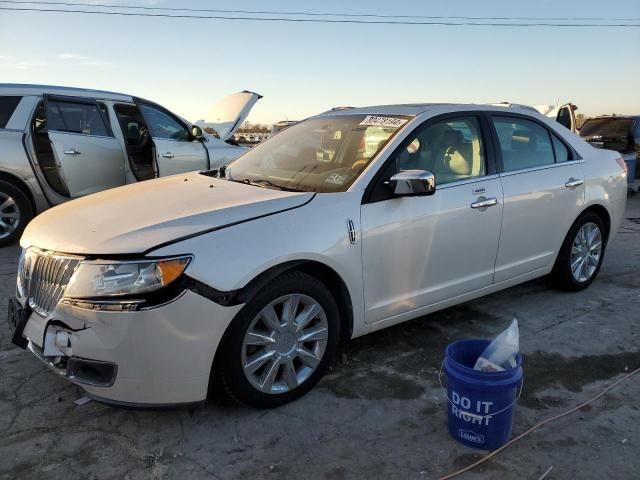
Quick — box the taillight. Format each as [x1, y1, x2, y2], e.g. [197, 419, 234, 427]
[616, 157, 628, 175]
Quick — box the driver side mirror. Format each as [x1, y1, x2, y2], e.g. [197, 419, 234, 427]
[191, 125, 204, 140]
[387, 169, 436, 197]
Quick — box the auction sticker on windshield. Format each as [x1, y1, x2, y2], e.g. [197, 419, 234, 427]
[359, 115, 408, 128]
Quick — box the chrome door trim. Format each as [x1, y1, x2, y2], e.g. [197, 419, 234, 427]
[499, 159, 584, 178]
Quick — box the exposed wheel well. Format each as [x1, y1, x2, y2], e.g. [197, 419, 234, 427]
[0, 172, 36, 214]
[581, 204, 611, 242]
[237, 260, 354, 345]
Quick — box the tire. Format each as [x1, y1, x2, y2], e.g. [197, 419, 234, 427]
[550, 211, 606, 291]
[0, 180, 33, 248]
[215, 271, 340, 408]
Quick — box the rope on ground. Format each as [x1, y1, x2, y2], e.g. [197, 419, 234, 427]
[436, 365, 640, 480]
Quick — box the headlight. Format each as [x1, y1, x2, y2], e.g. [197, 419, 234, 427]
[64, 256, 191, 299]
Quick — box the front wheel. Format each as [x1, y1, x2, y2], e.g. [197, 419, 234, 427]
[550, 212, 606, 291]
[215, 271, 339, 408]
[0, 180, 33, 248]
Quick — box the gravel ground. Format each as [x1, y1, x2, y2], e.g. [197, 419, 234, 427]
[1, 196, 639, 480]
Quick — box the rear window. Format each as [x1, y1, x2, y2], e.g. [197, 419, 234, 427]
[0, 96, 22, 128]
[580, 117, 635, 138]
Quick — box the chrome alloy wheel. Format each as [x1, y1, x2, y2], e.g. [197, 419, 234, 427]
[241, 294, 329, 394]
[0, 192, 20, 240]
[570, 222, 602, 283]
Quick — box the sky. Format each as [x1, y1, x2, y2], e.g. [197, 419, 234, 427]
[0, 0, 639, 125]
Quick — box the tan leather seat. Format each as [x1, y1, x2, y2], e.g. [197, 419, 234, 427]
[444, 131, 472, 174]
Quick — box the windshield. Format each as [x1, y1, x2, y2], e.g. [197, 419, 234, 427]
[580, 117, 635, 138]
[224, 114, 411, 192]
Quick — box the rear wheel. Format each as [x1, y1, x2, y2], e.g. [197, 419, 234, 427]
[215, 271, 339, 408]
[0, 180, 33, 248]
[550, 211, 606, 291]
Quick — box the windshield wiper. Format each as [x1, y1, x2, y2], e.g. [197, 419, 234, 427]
[229, 177, 305, 192]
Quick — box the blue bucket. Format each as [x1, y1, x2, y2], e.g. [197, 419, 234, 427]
[443, 339, 523, 450]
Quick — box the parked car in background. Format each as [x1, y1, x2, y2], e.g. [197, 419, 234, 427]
[0, 84, 261, 246]
[271, 120, 299, 136]
[535, 103, 578, 132]
[579, 115, 639, 192]
[9, 103, 627, 408]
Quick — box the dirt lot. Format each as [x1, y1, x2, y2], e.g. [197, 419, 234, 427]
[1, 196, 639, 480]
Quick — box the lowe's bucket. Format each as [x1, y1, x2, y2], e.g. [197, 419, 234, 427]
[443, 339, 523, 450]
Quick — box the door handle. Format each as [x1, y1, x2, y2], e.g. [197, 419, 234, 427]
[471, 197, 498, 209]
[161, 152, 174, 159]
[565, 178, 584, 188]
[63, 149, 81, 155]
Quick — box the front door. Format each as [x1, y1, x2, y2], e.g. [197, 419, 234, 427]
[489, 114, 585, 283]
[556, 104, 576, 132]
[43, 95, 126, 197]
[360, 114, 503, 324]
[136, 102, 209, 177]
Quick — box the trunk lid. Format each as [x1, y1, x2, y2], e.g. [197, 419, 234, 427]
[195, 91, 262, 141]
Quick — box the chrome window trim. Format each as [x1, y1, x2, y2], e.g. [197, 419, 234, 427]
[150, 136, 199, 143]
[0, 127, 23, 133]
[499, 159, 584, 178]
[46, 129, 117, 140]
[435, 174, 501, 190]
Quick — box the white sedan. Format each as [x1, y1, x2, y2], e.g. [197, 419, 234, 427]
[10, 103, 627, 408]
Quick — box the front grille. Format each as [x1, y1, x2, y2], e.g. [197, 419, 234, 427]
[19, 249, 81, 317]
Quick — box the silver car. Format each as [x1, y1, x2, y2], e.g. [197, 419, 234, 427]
[0, 84, 261, 246]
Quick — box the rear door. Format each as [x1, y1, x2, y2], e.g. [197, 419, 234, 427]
[490, 114, 584, 283]
[43, 95, 126, 197]
[136, 101, 209, 177]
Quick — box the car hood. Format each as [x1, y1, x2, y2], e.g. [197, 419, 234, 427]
[21, 172, 313, 255]
[195, 90, 262, 141]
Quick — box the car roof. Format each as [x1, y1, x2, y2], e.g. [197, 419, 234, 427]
[0, 83, 134, 102]
[316, 102, 544, 118]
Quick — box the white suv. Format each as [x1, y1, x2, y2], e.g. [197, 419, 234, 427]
[0, 84, 261, 246]
[9, 103, 627, 408]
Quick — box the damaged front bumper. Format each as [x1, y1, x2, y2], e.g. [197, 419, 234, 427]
[8, 291, 243, 406]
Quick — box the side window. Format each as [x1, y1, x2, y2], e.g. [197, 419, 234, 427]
[492, 117, 554, 172]
[47, 100, 110, 136]
[114, 104, 147, 147]
[397, 116, 486, 185]
[138, 104, 190, 141]
[0, 96, 22, 128]
[551, 134, 571, 162]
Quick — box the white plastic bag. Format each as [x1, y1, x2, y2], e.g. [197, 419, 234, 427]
[474, 317, 519, 372]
